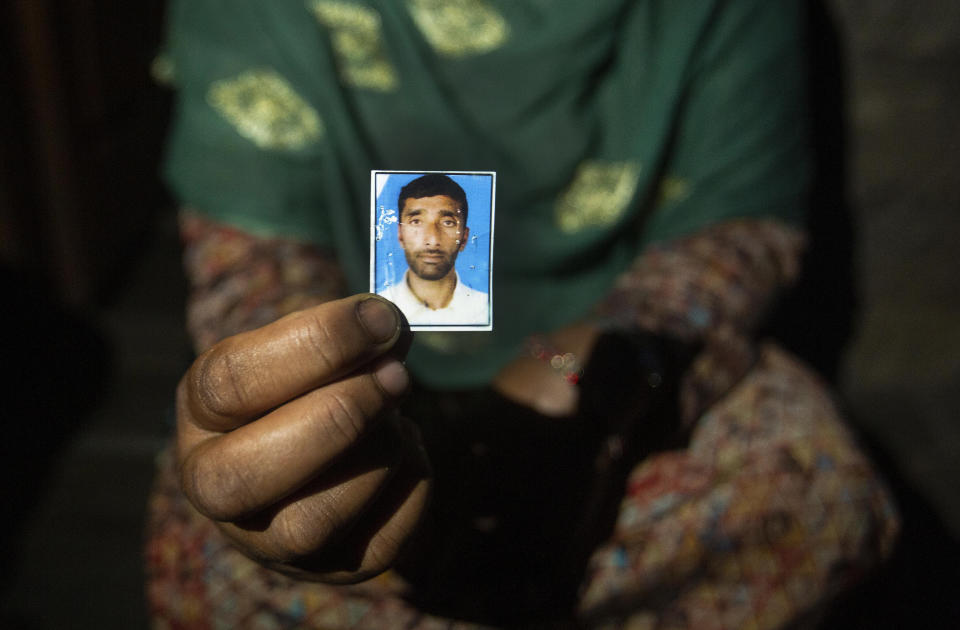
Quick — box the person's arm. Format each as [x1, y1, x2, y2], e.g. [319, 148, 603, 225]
[597, 219, 804, 344]
[595, 218, 804, 423]
[493, 218, 804, 421]
[174, 211, 431, 583]
[161, 0, 436, 584]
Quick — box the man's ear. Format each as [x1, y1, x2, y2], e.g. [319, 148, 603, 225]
[459, 226, 469, 252]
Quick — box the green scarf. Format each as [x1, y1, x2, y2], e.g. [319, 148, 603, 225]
[164, 0, 808, 388]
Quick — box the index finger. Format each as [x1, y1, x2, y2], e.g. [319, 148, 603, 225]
[183, 294, 406, 431]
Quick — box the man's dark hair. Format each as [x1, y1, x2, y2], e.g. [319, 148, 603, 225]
[398, 174, 468, 227]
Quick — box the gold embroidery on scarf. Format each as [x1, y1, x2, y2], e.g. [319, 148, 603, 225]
[656, 175, 691, 206]
[150, 53, 176, 87]
[308, 0, 399, 91]
[555, 161, 642, 233]
[208, 69, 324, 151]
[406, 0, 509, 57]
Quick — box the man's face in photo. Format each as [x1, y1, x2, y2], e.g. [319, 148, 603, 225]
[398, 195, 469, 281]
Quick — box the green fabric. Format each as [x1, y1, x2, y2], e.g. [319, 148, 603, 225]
[163, 0, 809, 388]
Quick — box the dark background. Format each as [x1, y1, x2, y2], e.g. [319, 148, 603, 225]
[1, 1, 957, 627]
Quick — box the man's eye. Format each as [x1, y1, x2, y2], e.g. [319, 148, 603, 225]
[408, 219, 420, 225]
[442, 220, 457, 227]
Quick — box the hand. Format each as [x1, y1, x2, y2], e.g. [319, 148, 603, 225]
[175, 294, 430, 583]
[491, 323, 600, 417]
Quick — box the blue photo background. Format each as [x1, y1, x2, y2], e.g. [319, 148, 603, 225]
[374, 172, 493, 294]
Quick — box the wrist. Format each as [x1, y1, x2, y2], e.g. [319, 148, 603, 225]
[526, 336, 584, 385]
[491, 323, 600, 417]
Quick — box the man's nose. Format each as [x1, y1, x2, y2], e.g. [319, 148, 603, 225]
[423, 221, 441, 244]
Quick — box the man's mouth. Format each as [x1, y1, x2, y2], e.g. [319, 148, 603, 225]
[418, 251, 446, 263]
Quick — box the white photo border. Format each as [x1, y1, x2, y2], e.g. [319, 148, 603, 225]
[370, 170, 496, 332]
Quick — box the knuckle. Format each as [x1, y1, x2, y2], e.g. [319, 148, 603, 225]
[179, 455, 219, 518]
[271, 498, 343, 561]
[366, 532, 403, 572]
[190, 346, 250, 421]
[274, 519, 321, 560]
[299, 311, 349, 375]
[318, 391, 370, 447]
[180, 451, 254, 522]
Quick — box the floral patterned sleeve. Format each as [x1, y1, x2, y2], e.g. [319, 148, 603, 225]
[595, 219, 805, 341]
[179, 210, 347, 354]
[576, 220, 899, 628]
[591, 219, 806, 424]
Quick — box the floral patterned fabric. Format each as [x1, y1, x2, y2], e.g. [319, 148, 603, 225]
[180, 212, 345, 353]
[578, 345, 897, 629]
[146, 214, 898, 628]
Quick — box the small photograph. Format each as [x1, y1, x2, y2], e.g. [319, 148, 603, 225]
[371, 171, 495, 331]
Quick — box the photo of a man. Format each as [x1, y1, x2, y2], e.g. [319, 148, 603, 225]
[372, 172, 493, 330]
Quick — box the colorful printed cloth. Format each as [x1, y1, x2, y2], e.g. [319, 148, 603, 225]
[151, 2, 897, 626]
[146, 346, 896, 629]
[146, 215, 898, 628]
[578, 345, 897, 629]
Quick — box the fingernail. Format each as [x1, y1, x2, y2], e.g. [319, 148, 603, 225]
[358, 297, 399, 343]
[374, 359, 409, 397]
